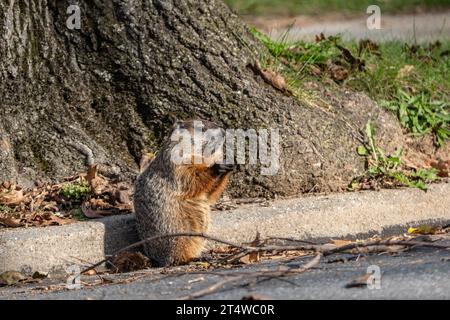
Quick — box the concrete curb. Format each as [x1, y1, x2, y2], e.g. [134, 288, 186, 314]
[1, 183, 449, 273]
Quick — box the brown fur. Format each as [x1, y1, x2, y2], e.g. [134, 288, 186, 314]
[133, 120, 233, 266]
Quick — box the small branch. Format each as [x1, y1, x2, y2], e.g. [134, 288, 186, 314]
[78, 231, 450, 299]
[322, 239, 449, 256]
[80, 232, 249, 274]
[82, 232, 450, 275]
[177, 253, 321, 300]
[177, 275, 245, 300]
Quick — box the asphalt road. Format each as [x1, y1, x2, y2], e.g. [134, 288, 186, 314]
[2, 238, 450, 300]
[259, 11, 450, 42]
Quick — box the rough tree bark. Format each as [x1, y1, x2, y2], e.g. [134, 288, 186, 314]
[0, 0, 403, 198]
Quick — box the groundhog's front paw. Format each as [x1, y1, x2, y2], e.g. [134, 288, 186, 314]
[212, 163, 235, 175]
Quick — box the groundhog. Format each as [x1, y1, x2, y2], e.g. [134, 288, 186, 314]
[134, 120, 234, 266]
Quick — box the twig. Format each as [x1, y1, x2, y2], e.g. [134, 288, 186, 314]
[80, 232, 249, 274]
[322, 239, 450, 256]
[177, 275, 245, 300]
[177, 253, 321, 300]
[83, 233, 450, 275]
[79, 232, 450, 299]
[265, 236, 319, 245]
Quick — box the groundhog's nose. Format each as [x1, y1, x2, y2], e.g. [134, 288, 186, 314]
[212, 163, 235, 175]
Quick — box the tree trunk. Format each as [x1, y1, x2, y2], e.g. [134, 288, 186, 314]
[0, 0, 403, 198]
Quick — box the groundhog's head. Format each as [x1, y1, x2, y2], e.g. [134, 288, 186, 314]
[143, 120, 232, 197]
[168, 119, 227, 167]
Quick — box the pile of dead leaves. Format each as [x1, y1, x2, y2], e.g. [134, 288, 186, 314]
[0, 165, 133, 229]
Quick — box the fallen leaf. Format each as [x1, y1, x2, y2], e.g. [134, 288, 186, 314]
[335, 44, 365, 71]
[113, 189, 131, 205]
[240, 232, 262, 264]
[0, 187, 25, 205]
[331, 239, 354, 247]
[261, 69, 286, 91]
[358, 39, 380, 56]
[309, 64, 322, 76]
[108, 252, 151, 273]
[0, 216, 23, 228]
[192, 261, 210, 268]
[315, 32, 326, 42]
[430, 159, 450, 177]
[81, 201, 117, 218]
[32, 271, 48, 280]
[426, 40, 441, 52]
[408, 225, 439, 235]
[397, 65, 414, 79]
[82, 269, 97, 276]
[0, 271, 26, 286]
[249, 61, 286, 91]
[328, 63, 349, 81]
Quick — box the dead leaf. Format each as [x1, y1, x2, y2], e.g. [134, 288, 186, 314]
[358, 39, 380, 56]
[418, 55, 435, 64]
[309, 64, 322, 76]
[248, 61, 286, 91]
[192, 261, 211, 268]
[430, 159, 450, 177]
[408, 225, 439, 235]
[0, 186, 25, 205]
[109, 252, 151, 273]
[426, 41, 441, 52]
[240, 232, 262, 264]
[335, 44, 365, 71]
[32, 271, 48, 280]
[397, 65, 415, 79]
[0, 271, 26, 286]
[113, 189, 131, 205]
[331, 239, 354, 247]
[82, 269, 97, 276]
[81, 202, 110, 218]
[261, 69, 286, 91]
[315, 32, 326, 42]
[328, 63, 349, 81]
[0, 216, 23, 228]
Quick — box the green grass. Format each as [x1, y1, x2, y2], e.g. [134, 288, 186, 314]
[60, 183, 91, 201]
[0, 204, 11, 213]
[70, 207, 87, 221]
[252, 29, 450, 146]
[226, 0, 450, 16]
[381, 91, 450, 146]
[350, 121, 439, 191]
